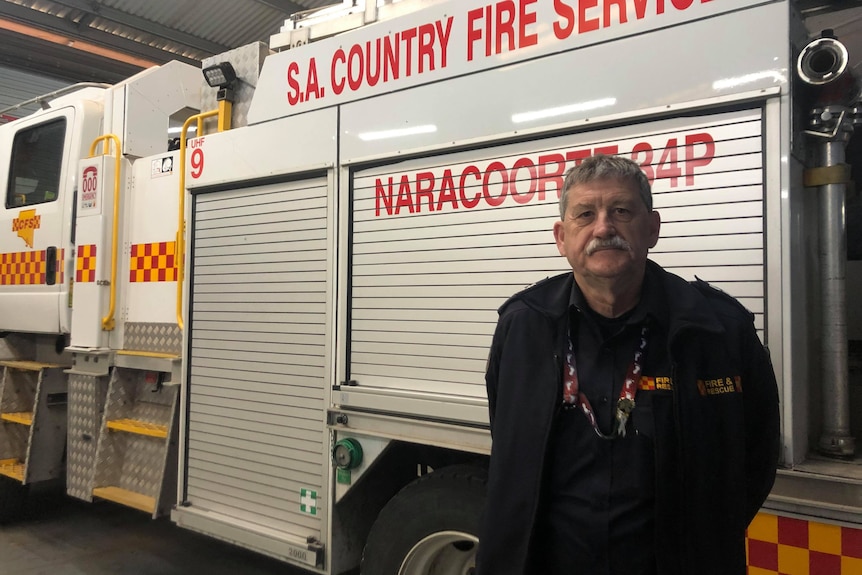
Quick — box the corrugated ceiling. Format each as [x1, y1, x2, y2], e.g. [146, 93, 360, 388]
[95, 0, 297, 56]
[0, 0, 339, 83]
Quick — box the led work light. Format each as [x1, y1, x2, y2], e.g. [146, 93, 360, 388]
[202, 62, 237, 89]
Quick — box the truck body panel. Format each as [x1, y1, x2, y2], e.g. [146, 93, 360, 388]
[2, 0, 862, 573]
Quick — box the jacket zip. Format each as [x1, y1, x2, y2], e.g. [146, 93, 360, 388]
[521, 320, 566, 572]
[668, 323, 701, 575]
[670, 360, 687, 575]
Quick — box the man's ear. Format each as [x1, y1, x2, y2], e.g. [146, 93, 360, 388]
[648, 210, 661, 248]
[553, 220, 566, 256]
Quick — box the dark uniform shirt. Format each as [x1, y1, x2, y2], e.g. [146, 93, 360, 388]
[534, 269, 673, 575]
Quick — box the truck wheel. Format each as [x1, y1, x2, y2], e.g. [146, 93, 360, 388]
[0, 476, 28, 524]
[360, 464, 486, 575]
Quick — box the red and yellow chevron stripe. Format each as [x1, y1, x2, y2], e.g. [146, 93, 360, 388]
[0, 249, 64, 285]
[747, 512, 862, 574]
[76, 244, 97, 283]
[130, 241, 176, 283]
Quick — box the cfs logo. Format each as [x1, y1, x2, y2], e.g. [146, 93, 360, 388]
[12, 209, 40, 248]
[81, 166, 98, 210]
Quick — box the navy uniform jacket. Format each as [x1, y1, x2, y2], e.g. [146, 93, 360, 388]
[476, 260, 780, 575]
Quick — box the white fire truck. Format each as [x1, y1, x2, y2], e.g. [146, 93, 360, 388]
[1, 0, 861, 573]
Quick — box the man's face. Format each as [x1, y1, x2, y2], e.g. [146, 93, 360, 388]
[553, 177, 660, 284]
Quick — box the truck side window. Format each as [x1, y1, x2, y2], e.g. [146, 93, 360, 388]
[6, 119, 66, 209]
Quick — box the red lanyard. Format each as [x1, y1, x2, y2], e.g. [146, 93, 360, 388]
[562, 324, 648, 439]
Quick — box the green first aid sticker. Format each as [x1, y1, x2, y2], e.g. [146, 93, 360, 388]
[300, 488, 318, 515]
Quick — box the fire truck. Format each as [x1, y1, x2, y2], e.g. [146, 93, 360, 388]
[0, 0, 860, 573]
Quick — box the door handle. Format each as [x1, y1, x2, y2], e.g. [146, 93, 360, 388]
[46, 245, 57, 286]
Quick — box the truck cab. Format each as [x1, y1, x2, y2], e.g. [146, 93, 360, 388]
[0, 88, 104, 336]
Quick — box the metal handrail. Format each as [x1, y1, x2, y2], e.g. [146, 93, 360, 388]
[88, 134, 122, 331]
[177, 110, 219, 330]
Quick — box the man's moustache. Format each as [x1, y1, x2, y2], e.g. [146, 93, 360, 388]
[586, 236, 632, 255]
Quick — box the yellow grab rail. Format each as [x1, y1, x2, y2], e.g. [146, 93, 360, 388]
[177, 110, 219, 330]
[89, 134, 122, 331]
[217, 100, 233, 132]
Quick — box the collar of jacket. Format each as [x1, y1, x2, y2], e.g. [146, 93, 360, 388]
[498, 259, 725, 341]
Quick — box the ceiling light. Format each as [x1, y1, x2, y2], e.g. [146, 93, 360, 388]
[712, 70, 787, 90]
[0, 17, 158, 69]
[512, 98, 617, 124]
[358, 124, 437, 141]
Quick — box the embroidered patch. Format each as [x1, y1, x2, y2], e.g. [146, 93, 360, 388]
[639, 376, 673, 391]
[697, 376, 742, 396]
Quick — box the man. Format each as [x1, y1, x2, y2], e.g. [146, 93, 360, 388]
[476, 154, 779, 575]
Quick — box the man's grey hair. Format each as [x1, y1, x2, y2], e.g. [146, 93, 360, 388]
[558, 154, 653, 219]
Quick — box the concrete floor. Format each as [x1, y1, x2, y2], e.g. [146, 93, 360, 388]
[0, 485, 313, 575]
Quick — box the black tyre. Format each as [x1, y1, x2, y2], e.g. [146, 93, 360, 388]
[0, 475, 28, 524]
[360, 464, 487, 575]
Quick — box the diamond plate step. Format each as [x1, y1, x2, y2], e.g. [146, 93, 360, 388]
[106, 418, 168, 439]
[0, 458, 24, 482]
[0, 360, 65, 371]
[0, 411, 33, 426]
[93, 486, 156, 514]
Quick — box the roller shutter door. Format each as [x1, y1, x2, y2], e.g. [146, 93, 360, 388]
[186, 177, 329, 546]
[350, 108, 764, 416]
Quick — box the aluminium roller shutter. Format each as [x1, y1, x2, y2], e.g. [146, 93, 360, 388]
[349, 108, 764, 416]
[186, 177, 329, 547]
